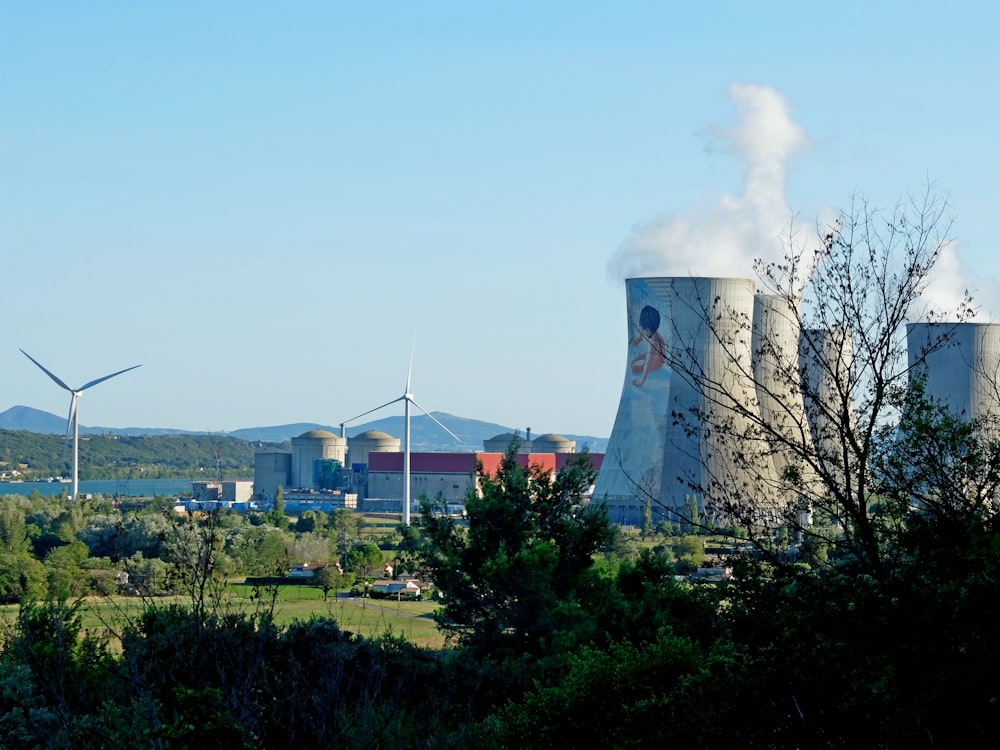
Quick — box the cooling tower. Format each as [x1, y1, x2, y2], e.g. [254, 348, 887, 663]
[752, 295, 816, 493]
[594, 277, 776, 527]
[907, 322, 1000, 422]
[799, 328, 854, 465]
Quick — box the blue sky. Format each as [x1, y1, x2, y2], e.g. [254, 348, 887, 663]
[3, 2, 998, 438]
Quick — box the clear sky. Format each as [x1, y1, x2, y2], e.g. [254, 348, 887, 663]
[3, 2, 998, 438]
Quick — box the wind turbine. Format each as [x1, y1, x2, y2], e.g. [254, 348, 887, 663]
[342, 352, 460, 525]
[20, 349, 142, 501]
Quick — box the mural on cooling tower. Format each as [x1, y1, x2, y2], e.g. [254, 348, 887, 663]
[594, 277, 675, 510]
[595, 276, 766, 525]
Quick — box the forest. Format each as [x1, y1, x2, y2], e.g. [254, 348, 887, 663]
[0, 430, 278, 480]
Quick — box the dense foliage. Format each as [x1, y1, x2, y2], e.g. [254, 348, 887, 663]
[419, 447, 613, 661]
[0, 424, 998, 747]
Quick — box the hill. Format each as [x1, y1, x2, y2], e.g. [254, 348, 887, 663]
[0, 430, 283, 481]
[0, 406, 609, 455]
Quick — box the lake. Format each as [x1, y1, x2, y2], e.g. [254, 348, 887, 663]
[0, 478, 239, 498]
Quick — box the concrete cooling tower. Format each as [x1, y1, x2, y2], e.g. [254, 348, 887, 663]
[752, 295, 817, 499]
[907, 323, 1000, 422]
[799, 328, 855, 464]
[593, 277, 777, 527]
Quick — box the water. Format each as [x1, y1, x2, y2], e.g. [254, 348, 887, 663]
[0, 478, 225, 499]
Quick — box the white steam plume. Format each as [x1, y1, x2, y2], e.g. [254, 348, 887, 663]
[608, 83, 806, 281]
[918, 238, 1000, 322]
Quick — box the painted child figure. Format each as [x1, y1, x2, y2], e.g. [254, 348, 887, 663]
[631, 305, 666, 387]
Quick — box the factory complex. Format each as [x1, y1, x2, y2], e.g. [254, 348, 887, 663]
[245, 428, 602, 517]
[188, 277, 999, 530]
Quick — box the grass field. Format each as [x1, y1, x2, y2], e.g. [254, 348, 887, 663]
[1, 584, 449, 650]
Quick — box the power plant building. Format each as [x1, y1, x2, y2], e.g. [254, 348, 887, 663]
[367, 449, 602, 511]
[253, 428, 600, 513]
[483, 432, 533, 453]
[253, 452, 292, 506]
[290, 430, 347, 488]
[753, 294, 814, 484]
[530, 433, 576, 454]
[347, 430, 401, 469]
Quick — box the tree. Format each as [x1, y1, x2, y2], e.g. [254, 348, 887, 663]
[290, 531, 332, 565]
[659, 187, 972, 577]
[671, 536, 705, 573]
[641, 496, 653, 538]
[44, 540, 91, 599]
[330, 508, 361, 565]
[123, 552, 172, 596]
[311, 565, 348, 601]
[345, 542, 383, 580]
[263, 486, 289, 530]
[393, 523, 422, 577]
[226, 525, 289, 576]
[0, 502, 30, 557]
[873, 372, 1000, 531]
[295, 510, 317, 533]
[161, 511, 235, 619]
[418, 447, 613, 659]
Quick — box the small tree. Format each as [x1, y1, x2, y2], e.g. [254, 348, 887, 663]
[330, 508, 361, 565]
[345, 542, 383, 580]
[263, 486, 289, 530]
[671, 536, 705, 573]
[295, 510, 317, 534]
[311, 565, 347, 601]
[641, 497, 653, 538]
[418, 447, 613, 659]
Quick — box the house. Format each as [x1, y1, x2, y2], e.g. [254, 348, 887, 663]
[368, 579, 424, 600]
[288, 561, 341, 578]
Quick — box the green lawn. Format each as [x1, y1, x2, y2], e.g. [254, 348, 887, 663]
[1, 585, 448, 650]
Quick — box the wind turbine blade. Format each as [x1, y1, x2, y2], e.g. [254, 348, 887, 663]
[80, 363, 142, 391]
[405, 342, 415, 393]
[343, 395, 405, 426]
[20, 349, 73, 392]
[409, 399, 462, 443]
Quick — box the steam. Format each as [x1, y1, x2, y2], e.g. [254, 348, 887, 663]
[919, 239, 1000, 322]
[608, 83, 807, 281]
[608, 82, 997, 321]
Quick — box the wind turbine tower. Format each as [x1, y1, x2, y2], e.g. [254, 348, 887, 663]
[20, 349, 142, 500]
[342, 353, 459, 525]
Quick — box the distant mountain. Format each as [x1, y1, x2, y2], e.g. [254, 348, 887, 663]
[0, 406, 68, 434]
[0, 406, 609, 454]
[0, 406, 208, 437]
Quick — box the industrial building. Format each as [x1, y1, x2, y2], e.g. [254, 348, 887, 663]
[253, 428, 598, 514]
[184, 479, 255, 511]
